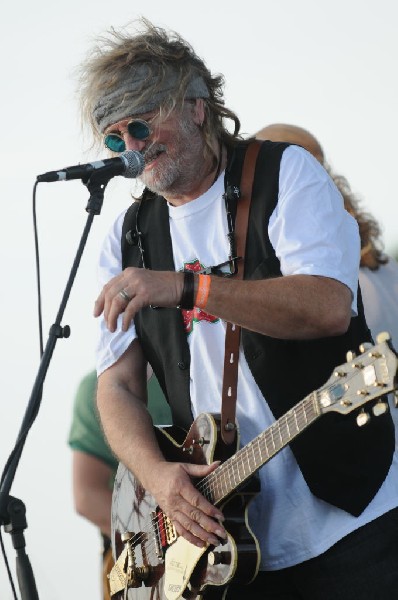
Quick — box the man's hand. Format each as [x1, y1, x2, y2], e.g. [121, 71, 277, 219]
[146, 460, 227, 548]
[94, 267, 184, 332]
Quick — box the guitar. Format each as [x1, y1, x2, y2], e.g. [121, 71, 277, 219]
[109, 333, 398, 600]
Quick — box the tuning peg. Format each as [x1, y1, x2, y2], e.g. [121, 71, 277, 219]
[372, 401, 389, 417]
[334, 370, 347, 378]
[356, 389, 369, 396]
[376, 331, 391, 344]
[359, 342, 373, 353]
[353, 362, 365, 370]
[357, 411, 370, 427]
[346, 350, 356, 362]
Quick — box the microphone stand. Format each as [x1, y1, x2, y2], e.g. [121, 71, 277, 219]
[0, 169, 113, 599]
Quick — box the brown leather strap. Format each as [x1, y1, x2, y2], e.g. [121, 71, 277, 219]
[221, 141, 262, 444]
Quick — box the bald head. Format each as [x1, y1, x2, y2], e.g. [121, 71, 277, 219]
[255, 123, 325, 164]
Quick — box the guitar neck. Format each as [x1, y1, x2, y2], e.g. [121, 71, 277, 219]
[198, 391, 321, 505]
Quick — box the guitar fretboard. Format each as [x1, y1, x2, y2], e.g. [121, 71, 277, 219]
[198, 391, 320, 504]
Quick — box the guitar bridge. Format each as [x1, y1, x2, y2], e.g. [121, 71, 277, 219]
[108, 531, 150, 597]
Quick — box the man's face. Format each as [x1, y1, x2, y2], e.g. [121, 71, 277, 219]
[104, 100, 205, 196]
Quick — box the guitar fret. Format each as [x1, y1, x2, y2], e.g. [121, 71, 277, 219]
[202, 393, 323, 504]
[231, 458, 238, 488]
[245, 442, 253, 474]
[305, 396, 315, 422]
[280, 417, 288, 448]
[259, 438, 265, 466]
[299, 399, 308, 427]
[238, 455, 247, 482]
[251, 439, 259, 471]
[210, 474, 224, 504]
[221, 466, 229, 497]
[270, 426, 277, 453]
[235, 459, 241, 486]
[256, 437, 264, 465]
[244, 451, 251, 477]
[293, 406, 299, 431]
[275, 423, 282, 452]
[285, 414, 291, 438]
[298, 401, 307, 426]
[277, 420, 284, 448]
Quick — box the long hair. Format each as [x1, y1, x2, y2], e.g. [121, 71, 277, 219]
[324, 163, 387, 270]
[78, 19, 241, 164]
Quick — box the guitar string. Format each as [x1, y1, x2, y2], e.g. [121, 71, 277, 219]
[120, 397, 328, 555]
[123, 355, 384, 556]
[198, 353, 387, 501]
[124, 360, 381, 558]
[121, 355, 386, 559]
[121, 399, 318, 558]
[197, 395, 318, 501]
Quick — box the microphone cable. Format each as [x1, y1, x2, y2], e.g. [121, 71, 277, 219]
[0, 180, 44, 600]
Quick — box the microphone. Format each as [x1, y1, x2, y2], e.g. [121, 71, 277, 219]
[37, 150, 145, 182]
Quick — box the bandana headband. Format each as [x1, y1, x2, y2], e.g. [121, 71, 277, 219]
[93, 64, 209, 133]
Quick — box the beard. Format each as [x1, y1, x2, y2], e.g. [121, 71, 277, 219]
[139, 113, 207, 197]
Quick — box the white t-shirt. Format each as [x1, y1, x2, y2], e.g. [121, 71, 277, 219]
[96, 145, 398, 570]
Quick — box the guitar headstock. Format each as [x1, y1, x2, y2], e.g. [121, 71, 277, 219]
[318, 332, 398, 425]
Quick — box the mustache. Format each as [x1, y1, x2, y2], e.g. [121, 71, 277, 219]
[143, 143, 167, 163]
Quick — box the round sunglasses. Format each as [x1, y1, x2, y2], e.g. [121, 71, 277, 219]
[104, 119, 152, 153]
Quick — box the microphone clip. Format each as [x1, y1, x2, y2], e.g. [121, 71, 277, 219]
[84, 168, 115, 215]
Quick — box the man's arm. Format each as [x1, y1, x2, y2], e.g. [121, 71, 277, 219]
[95, 270, 352, 340]
[97, 339, 226, 548]
[200, 273, 352, 338]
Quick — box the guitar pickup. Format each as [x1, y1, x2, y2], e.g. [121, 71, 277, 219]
[152, 510, 164, 558]
[156, 508, 177, 549]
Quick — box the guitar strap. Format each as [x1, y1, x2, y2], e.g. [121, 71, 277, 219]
[221, 141, 261, 444]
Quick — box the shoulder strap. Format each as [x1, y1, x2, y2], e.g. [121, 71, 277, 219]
[221, 140, 262, 444]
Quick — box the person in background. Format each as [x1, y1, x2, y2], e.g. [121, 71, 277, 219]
[78, 18, 398, 599]
[255, 123, 398, 349]
[68, 370, 171, 600]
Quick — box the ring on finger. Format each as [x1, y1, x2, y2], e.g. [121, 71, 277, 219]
[118, 289, 132, 303]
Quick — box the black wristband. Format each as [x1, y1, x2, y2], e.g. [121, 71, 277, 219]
[179, 271, 195, 309]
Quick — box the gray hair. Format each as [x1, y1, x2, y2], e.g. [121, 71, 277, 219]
[78, 19, 241, 161]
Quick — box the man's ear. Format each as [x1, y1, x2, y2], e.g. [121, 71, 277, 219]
[192, 98, 205, 126]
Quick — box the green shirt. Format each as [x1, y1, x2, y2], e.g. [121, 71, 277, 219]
[67, 370, 172, 472]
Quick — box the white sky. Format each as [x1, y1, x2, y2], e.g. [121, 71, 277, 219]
[1, 1, 397, 597]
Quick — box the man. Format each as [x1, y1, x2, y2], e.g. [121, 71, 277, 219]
[80, 20, 398, 599]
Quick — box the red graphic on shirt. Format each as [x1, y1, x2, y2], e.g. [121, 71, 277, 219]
[181, 260, 219, 334]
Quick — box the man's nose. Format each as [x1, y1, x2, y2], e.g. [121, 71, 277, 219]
[123, 132, 147, 152]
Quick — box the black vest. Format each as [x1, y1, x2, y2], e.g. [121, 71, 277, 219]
[121, 140, 394, 516]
